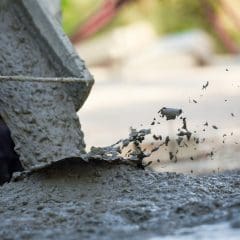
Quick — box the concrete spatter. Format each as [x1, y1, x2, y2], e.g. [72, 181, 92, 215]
[0, 160, 240, 240]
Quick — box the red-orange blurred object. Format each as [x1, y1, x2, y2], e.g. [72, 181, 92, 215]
[71, 0, 132, 43]
[201, 0, 239, 54]
[71, 0, 239, 54]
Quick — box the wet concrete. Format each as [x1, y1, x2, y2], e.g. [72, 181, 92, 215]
[0, 0, 93, 172]
[0, 77, 86, 171]
[0, 160, 240, 240]
[0, 0, 67, 77]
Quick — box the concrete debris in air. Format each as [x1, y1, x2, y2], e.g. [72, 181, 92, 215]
[158, 107, 182, 120]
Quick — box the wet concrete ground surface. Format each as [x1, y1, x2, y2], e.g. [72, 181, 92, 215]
[0, 160, 240, 240]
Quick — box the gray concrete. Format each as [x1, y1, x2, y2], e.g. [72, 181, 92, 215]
[41, 0, 62, 23]
[0, 0, 94, 170]
[0, 77, 86, 171]
[0, 161, 240, 240]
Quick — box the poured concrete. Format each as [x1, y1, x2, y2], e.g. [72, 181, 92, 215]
[0, 161, 240, 240]
[0, 77, 88, 171]
[0, 0, 94, 170]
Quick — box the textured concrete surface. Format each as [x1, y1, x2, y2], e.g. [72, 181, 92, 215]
[0, 0, 93, 170]
[0, 0, 94, 109]
[0, 161, 240, 240]
[0, 77, 86, 171]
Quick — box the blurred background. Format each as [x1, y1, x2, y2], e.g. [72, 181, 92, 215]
[59, 0, 240, 173]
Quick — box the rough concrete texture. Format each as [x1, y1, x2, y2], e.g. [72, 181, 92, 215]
[0, 0, 94, 110]
[0, 160, 239, 240]
[20, 0, 94, 110]
[0, 0, 67, 77]
[0, 0, 94, 169]
[0, 77, 87, 171]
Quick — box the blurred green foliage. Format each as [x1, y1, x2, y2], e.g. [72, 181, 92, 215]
[62, 0, 239, 51]
[62, 0, 210, 36]
[62, 0, 100, 36]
